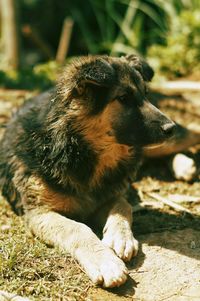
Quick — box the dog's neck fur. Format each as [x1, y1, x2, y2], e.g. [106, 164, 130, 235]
[37, 94, 141, 200]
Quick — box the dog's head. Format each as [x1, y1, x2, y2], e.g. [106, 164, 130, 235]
[57, 55, 175, 150]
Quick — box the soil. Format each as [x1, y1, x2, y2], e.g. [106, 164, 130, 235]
[0, 86, 199, 301]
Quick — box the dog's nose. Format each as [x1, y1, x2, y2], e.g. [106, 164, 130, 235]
[161, 122, 176, 136]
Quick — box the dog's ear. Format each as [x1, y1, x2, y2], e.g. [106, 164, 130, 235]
[75, 58, 116, 94]
[125, 54, 154, 82]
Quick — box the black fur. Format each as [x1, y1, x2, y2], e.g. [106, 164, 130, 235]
[0, 55, 175, 216]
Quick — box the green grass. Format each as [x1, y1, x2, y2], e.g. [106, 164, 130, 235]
[0, 88, 93, 301]
[0, 198, 92, 301]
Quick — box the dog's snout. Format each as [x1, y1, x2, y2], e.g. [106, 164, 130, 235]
[161, 122, 176, 136]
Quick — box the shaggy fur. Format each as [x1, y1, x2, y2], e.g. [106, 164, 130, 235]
[0, 55, 181, 287]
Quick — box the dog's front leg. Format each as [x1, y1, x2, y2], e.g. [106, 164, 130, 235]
[102, 199, 138, 262]
[26, 210, 128, 287]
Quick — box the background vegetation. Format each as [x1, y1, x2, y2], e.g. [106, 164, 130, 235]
[0, 0, 200, 89]
[1, 2, 200, 300]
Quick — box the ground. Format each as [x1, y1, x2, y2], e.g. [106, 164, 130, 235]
[0, 86, 199, 301]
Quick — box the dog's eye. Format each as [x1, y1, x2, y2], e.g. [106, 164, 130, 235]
[118, 94, 135, 107]
[118, 94, 130, 104]
[118, 95, 126, 102]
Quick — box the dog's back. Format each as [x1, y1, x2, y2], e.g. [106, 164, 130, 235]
[0, 90, 54, 214]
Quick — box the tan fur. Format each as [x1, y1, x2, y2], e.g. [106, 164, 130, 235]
[41, 185, 96, 219]
[13, 172, 96, 220]
[3, 55, 199, 289]
[74, 100, 133, 186]
[27, 209, 128, 287]
[102, 198, 138, 262]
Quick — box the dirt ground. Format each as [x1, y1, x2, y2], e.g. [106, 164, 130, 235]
[88, 229, 200, 301]
[0, 86, 200, 301]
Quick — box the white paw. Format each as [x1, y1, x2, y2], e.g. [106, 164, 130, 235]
[102, 221, 139, 262]
[172, 153, 196, 181]
[75, 246, 128, 287]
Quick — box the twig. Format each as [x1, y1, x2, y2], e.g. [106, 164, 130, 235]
[22, 24, 54, 59]
[56, 17, 74, 64]
[132, 189, 165, 212]
[146, 192, 192, 214]
[168, 194, 200, 204]
[151, 81, 200, 92]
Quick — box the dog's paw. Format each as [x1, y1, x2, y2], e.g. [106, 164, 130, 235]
[102, 221, 138, 262]
[75, 246, 128, 287]
[172, 153, 197, 181]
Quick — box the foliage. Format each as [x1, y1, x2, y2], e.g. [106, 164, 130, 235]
[1, 0, 200, 79]
[148, 4, 200, 78]
[69, 0, 169, 55]
[0, 61, 59, 90]
[18, 0, 170, 56]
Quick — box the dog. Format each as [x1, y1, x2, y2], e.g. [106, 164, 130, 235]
[0, 55, 199, 288]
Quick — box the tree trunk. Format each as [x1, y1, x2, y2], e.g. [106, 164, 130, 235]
[0, 0, 20, 70]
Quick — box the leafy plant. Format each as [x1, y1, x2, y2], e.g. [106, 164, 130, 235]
[148, 9, 200, 78]
[69, 0, 169, 55]
[0, 61, 59, 90]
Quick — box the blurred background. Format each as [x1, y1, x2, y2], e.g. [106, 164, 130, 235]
[0, 0, 200, 90]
